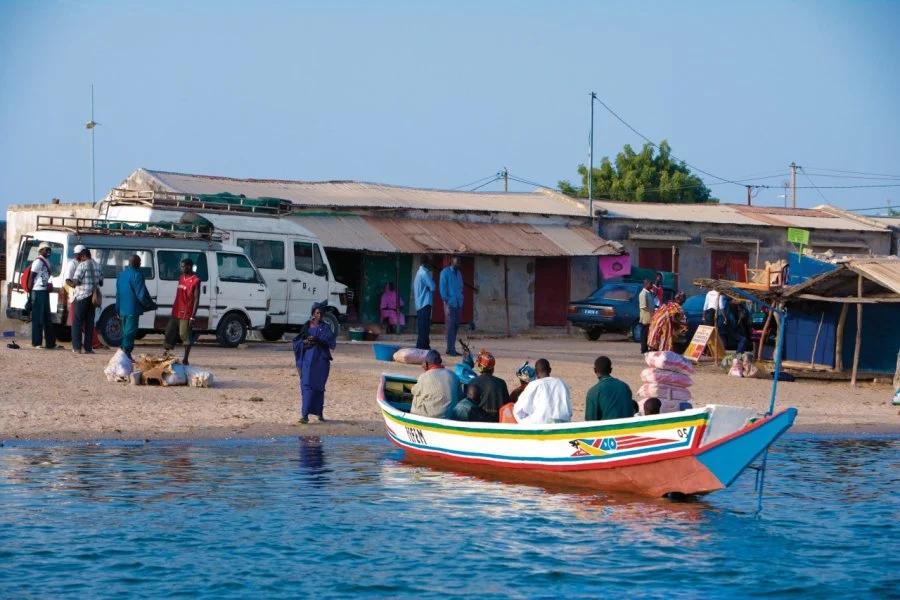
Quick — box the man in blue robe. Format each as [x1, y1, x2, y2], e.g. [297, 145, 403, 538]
[115, 254, 157, 359]
[293, 301, 337, 424]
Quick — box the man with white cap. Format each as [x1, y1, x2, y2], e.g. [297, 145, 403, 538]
[29, 241, 58, 349]
[63, 244, 86, 328]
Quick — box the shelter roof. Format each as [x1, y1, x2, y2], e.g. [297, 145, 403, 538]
[593, 199, 888, 232]
[293, 215, 623, 257]
[782, 257, 900, 300]
[120, 168, 590, 217]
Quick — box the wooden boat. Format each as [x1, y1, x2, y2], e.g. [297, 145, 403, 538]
[377, 373, 797, 497]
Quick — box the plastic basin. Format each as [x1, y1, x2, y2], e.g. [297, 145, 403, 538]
[373, 343, 402, 361]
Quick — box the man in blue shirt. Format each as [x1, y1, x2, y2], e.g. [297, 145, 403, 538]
[116, 255, 157, 359]
[413, 255, 435, 350]
[439, 256, 464, 356]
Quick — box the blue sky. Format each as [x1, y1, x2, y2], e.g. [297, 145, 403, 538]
[1, 0, 899, 214]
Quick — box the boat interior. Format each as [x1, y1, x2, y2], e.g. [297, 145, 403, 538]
[382, 375, 417, 412]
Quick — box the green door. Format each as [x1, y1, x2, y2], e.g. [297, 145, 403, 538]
[360, 254, 412, 327]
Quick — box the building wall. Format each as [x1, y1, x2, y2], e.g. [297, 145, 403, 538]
[598, 218, 892, 294]
[570, 255, 597, 300]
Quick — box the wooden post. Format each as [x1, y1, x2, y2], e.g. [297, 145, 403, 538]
[850, 274, 863, 386]
[757, 309, 774, 361]
[810, 312, 825, 367]
[835, 303, 848, 372]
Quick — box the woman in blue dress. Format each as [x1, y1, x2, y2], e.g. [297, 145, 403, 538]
[292, 302, 337, 424]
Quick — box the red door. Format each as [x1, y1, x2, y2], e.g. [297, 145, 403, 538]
[534, 257, 570, 326]
[432, 256, 474, 324]
[711, 251, 749, 282]
[638, 247, 679, 273]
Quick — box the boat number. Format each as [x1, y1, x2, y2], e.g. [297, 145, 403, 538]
[405, 427, 427, 445]
[677, 428, 689, 439]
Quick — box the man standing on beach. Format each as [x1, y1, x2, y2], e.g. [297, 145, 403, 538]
[28, 241, 58, 349]
[163, 258, 200, 365]
[585, 356, 635, 421]
[69, 248, 103, 354]
[116, 254, 157, 359]
[638, 279, 655, 354]
[439, 256, 464, 356]
[414, 255, 435, 350]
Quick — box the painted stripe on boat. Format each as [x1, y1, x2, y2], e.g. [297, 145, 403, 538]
[380, 408, 707, 440]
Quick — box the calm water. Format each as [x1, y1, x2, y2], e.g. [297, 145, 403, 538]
[1, 436, 897, 599]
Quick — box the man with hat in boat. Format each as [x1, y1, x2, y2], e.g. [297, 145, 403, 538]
[410, 350, 461, 419]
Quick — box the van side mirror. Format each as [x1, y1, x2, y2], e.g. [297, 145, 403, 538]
[315, 265, 328, 279]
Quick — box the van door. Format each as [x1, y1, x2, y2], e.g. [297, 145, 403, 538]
[215, 251, 268, 321]
[155, 250, 212, 332]
[289, 241, 330, 324]
[95, 247, 157, 333]
[235, 237, 287, 326]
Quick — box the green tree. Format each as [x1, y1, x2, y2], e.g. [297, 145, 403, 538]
[559, 140, 717, 203]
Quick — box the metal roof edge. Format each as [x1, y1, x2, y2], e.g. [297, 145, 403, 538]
[7, 202, 96, 211]
[815, 205, 891, 230]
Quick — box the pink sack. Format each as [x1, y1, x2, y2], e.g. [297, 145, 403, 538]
[644, 351, 695, 376]
[639, 383, 693, 402]
[640, 368, 693, 388]
[392, 348, 431, 365]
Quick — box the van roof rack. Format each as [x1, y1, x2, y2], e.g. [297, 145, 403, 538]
[36, 215, 223, 241]
[108, 188, 294, 216]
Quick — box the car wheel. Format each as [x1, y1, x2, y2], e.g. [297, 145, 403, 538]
[54, 324, 72, 343]
[260, 326, 285, 342]
[98, 306, 123, 347]
[216, 313, 247, 348]
[583, 328, 602, 341]
[631, 322, 642, 343]
[322, 311, 340, 337]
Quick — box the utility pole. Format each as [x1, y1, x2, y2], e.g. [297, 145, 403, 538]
[746, 185, 752, 206]
[783, 182, 789, 208]
[589, 92, 596, 229]
[790, 161, 799, 208]
[85, 84, 98, 202]
[502, 166, 508, 192]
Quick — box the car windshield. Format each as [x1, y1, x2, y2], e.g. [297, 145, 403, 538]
[588, 284, 636, 302]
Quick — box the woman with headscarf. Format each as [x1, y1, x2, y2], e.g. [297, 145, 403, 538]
[648, 291, 688, 352]
[379, 281, 405, 334]
[292, 301, 337, 424]
[499, 361, 536, 423]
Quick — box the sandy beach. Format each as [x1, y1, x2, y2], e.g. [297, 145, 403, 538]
[1, 327, 898, 442]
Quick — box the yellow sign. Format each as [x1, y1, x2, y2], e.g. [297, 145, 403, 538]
[684, 325, 725, 362]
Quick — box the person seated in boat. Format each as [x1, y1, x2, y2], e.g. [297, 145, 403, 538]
[643, 397, 661, 416]
[453, 381, 491, 421]
[585, 356, 636, 421]
[512, 358, 572, 424]
[467, 349, 510, 422]
[410, 350, 461, 419]
[499, 362, 536, 423]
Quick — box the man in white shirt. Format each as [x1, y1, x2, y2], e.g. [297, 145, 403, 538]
[63, 244, 86, 327]
[513, 358, 572, 424]
[702, 289, 726, 327]
[638, 279, 655, 354]
[28, 241, 58, 349]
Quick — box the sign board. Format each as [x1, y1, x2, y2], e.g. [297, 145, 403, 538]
[598, 254, 631, 280]
[787, 228, 810, 245]
[684, 325, 725, 362]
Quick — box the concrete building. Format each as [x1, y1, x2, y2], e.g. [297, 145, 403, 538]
[95, 168, 623, 333]
[593, 200, 893, 293]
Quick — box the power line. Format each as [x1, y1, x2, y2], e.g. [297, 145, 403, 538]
[795, 171, 900, 181]
[803, 166, 900, 180]
[799, 167, 828, 203]
[468, 175, 502, 192]
[451, 173, 500, 190]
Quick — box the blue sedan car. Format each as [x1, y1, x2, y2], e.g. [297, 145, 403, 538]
[567, 282, 663, 341]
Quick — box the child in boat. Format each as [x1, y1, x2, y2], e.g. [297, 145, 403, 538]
[453, 381, 490, 421]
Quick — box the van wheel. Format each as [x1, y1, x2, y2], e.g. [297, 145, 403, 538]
[322, 311, 340, 337]
[98, 307, 123, 348]
[54, 324, 73, 343]
[216, 313, 247, 347]
[260, 326, 285, 342]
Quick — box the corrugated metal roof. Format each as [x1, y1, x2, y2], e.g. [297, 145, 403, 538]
[290, 216, 397, 252]
[133, 169, 589, 217]
[593, 199, 888, 232]
[531, 225, 624, 256]
[849, 258, 900, 295]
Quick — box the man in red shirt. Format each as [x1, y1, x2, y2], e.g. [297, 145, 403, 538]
[163, 258, 201, 365]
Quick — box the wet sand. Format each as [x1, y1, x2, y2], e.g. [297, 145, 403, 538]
[1, 330, 898, 442]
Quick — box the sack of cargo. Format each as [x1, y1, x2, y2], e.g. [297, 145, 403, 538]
[644, 350, 695, 376]
[392, 348, 430, 365]
[640, 367, 692, 388]
[183, 365, 214, 388]
[660, 398, 694, 414]
[639, 382, 693, 402]
[104, 349, 133, 382]
[162, 363, 187, 386]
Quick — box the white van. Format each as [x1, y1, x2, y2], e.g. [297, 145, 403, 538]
[5, 217, 270, 347]
[104, 198, 348, 339]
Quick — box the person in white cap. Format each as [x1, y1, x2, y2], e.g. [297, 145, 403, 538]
[29, 241, 58, 348]
[63, 244, 86, 329]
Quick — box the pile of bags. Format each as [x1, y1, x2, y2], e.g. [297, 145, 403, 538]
[640, 351, 695, 412]
[104, 349, 214, 387]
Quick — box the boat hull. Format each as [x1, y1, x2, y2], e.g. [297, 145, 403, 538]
[378, 375, 797, 497]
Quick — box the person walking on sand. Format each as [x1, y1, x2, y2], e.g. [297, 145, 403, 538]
[28, 241, 58, 349]
[439, 255, 464, 356]
[293, 301, 337, 424]
[69, 248, 103, 354]
[414, 255, 435, 350]
[116, 255, 157, 360]
[638, 279, 656, 354]
[163, 258, 200, 365]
